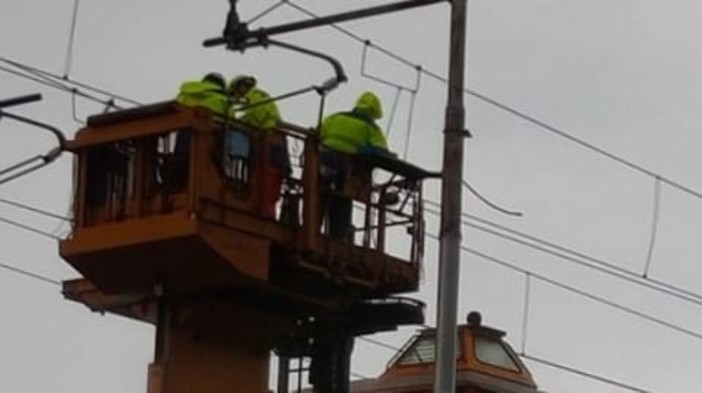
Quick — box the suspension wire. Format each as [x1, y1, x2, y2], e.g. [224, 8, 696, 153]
[0, 197, 72, 222]
[0, 261, 61, 286]
[70, 88, 85, 124]
[361, 41, 421, 93]
[63, 0, 81, 78]
[385, 86, 402, 137]
[246, 0, 286, 25]
[0, 63, 68, 91]
[453, 242, 702, 342]
[643, 176, 662, 278]
[401, 90, 416, 159]
[0, 62, 123, 110]
[522, 354, 652, 393]
[461, 179, 523, 217]
[461, 88, 702, 201]
[0, 56, 140, 106]
[424, 201, 702, 307]
[0, 215, 64, 241]
[520, 273, 531, 355]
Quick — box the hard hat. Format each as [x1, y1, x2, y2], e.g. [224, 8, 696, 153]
[229, 75, 257, 92]
[202, 72, 226, 89]
[354, 91, 383, 120]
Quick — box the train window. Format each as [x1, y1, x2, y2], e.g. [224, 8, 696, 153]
[474, 335, 520, 372]
[395, 333, 461, 366]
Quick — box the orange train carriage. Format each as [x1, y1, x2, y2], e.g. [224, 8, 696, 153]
[332, 313, 540, 393]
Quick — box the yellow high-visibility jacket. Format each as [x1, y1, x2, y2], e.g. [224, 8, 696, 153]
[175, 80, 228, 116]
[320, 92, 388, 154]
[229, 88, 281, 130]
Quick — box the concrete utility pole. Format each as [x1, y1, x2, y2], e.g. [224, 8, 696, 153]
[434, 0, 468, 392]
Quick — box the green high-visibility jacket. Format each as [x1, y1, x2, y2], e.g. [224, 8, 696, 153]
[320, 103, 388, 155]
[175, 80, 228, 116]
[229, 88, 281, 130]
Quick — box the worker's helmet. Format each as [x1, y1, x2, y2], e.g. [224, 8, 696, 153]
[228, 75, 257, 94]
[354, 91, 383, 120]
[202, 72, 226, 90]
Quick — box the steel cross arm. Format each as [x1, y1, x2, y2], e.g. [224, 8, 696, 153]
[203, 0, 449, 48]
[0, 111, 67, 151]
[0, 94, 42, 109]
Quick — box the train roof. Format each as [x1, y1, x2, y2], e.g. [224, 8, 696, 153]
[348, 312, 539, 393]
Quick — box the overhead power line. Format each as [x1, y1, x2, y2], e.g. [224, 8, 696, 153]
[285, 0, 702, 203]
[523, 354, 652, 393]
[0, 215, 64, 241]
[0, 197, 72, 222]
[423, 201, 702, 308]
[455, 242, 702, 342]
[0, 261, 60, 286]
[0, 56, 141, 108]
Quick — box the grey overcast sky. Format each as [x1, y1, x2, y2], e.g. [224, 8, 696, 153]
[2, 1, 702, 392]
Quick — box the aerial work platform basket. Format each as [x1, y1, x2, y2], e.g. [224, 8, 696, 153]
[60, 101, 432, 313]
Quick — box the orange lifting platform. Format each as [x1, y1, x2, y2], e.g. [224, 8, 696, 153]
[58, 102, 433, 393]
[61, 102, 432, 302]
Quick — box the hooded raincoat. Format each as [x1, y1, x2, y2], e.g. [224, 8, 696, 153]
[175, 80, 228, 116]
[320, 92, 388, 155]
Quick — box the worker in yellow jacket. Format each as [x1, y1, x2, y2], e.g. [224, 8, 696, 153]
[227, 75, 287, 218]
[170, 73, 228, 189]
[319, 91, 389, 239]
[227, 75, 280, 129]
[175, 72, 228, 116]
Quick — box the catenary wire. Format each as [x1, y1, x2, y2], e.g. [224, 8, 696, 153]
[431, 236, 702, 342]
[285, 0, 702, 203]
[0, 56, 140, 107]
[0, 261, 61, 286]
[0, 197, 72, 222]
[0, 215, 64, 241]
[522, 354, 652, 393]
[424, 201, 702, 307]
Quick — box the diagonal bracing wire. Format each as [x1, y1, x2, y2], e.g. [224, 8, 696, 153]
[63, 0, 81, 78]
[246, 0, 287, 25]
[643, 176, 662, 278]
[520, 272, 531, 355]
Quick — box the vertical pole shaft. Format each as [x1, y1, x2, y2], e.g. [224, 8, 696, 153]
[434, 0, 468, 393]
